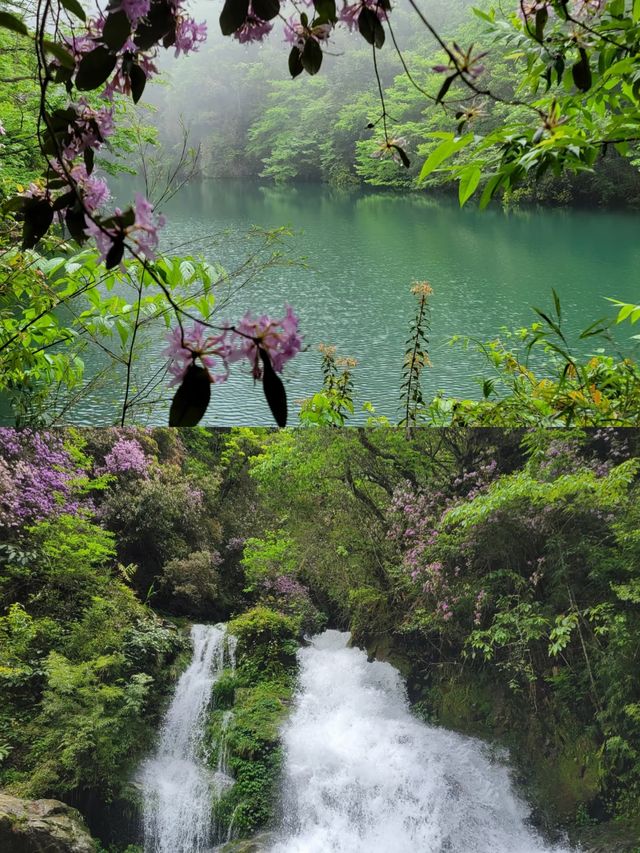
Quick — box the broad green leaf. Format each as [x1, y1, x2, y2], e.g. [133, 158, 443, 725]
[418, 134, 473, 182]
[458, 165, 482, 206]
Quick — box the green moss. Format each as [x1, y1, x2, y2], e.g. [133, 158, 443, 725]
[208, 607, 298, 840]
[211, 678, 292, 837]
[212, 671, 238, 710]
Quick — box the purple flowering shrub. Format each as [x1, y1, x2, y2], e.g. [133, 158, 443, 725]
[98, 458, 223, 604]
[240, 530, 324, 632]
[98, 436, 150, 478]
[260, 573, 325, 634]
[0, 429, 90, 528]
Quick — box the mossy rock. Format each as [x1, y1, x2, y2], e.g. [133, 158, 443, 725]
[0, 792, 96, 853]
[220, 831, 275, 852]
[228, 606, 299, 684]
[364, 633, 412, 678]
[211, 679, 291, 837]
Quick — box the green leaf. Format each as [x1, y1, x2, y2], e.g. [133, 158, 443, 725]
[260, 348, 288, 427]
[313, 0, 336, 22]
[75, 47, 117, 91]
[301, 37, 323, 75]
[65, 204, 88, 243]
[102, 11, 131, 51]
[358, 7, 384, 49]
[479, 174, 501, 209]
[572, 49, 592, 92]
[60, 0, 86, 22]
[458, 165, 481, 206]
[534, 6, 547, 41]
[0, 10, 28, 35]
[418, 133, 473, 182]
[169, 363, 211, 426]
[391, 144, 410, 168]
[252, 0, 280, 21]
[22, 199, 54, 250]
[129, 64, 146, 104]
[105, 237, 125, 270]
[219, 0, 249, 35]
[288, 46, 304, 78]
[42, 40, 75, 69]
[436, 74, 456, 104]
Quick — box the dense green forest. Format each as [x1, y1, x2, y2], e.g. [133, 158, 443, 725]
[151, 2, 640, 207]
[1, 427, 639, 851]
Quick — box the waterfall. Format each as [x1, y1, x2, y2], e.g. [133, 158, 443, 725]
[139, 624, 233, 853]
[270, 630, 576, 853]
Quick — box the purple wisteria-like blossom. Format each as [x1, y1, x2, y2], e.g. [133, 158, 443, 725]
[174, 17, 208, 56]
[117, 0, 152, 25]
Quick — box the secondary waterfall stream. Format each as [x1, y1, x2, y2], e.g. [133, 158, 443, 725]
[269, 630, 575, 853]
[139, 624, 234, 853]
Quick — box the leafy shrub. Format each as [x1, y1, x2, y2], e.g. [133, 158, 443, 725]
[228, 606, 300, 683]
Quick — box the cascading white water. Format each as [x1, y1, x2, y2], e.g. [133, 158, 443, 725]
[139, 624, 233, 853]
[270, 630, 576, 853]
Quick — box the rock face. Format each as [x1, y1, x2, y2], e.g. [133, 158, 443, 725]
[0, 792, 96, 853]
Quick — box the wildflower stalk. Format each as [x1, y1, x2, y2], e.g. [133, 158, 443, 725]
[400, 282, 432, 436]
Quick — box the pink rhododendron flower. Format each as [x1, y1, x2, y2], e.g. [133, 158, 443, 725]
[69, 164, 111, 212]
[63, 103, 114, 160]
[284, 16, 332, 46]
[100, 437, 149, 476]
[103, 53, 159, 100]
[234, 8, 273, 43]
[132, 193, 165, 258]
[83, 194, 164, 264]
[163, 307, 302, 388]
[84, 217, 120, 262]
[174, 17, 208, 56]
[162, 322, 230, 386]
[117, 0, 151, 25]
[338, 0, 387, 31]
[227, 305, 302, 378]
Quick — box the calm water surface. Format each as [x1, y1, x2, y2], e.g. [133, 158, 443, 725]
[20, 181, 640, 425]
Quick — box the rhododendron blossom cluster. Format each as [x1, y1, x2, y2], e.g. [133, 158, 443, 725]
[163, 306, 302, 387]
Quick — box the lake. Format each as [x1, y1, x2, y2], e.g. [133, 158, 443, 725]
[9, 181, 640, 426]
